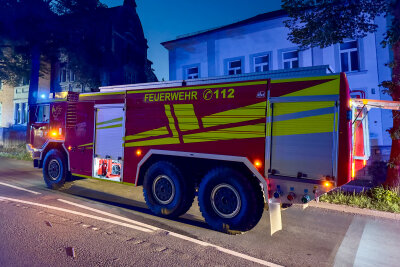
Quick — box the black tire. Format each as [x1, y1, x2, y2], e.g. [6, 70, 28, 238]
[43, 149, 69, 190]
[198, 168, 264, 234]
[143, 161, 195, 218]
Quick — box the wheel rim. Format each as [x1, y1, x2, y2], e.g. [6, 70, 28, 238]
[210, 183, 241, 219]
[152, 175, 175, 205]
[48, 159, 61, 180]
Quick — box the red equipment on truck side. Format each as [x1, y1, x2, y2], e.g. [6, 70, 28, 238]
[27, 69, 364, 234]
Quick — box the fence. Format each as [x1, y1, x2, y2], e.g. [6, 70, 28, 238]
[0, 126, 27, 147]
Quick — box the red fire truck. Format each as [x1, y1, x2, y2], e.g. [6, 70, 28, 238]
[27, 68, 368, 234]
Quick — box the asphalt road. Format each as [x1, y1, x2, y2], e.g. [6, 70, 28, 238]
[0, 158, 399, 267]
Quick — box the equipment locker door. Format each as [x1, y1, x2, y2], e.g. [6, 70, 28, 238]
[93, 104, 125, 182]
[268, 101, 339, 180]
[67, 101, 94, 176]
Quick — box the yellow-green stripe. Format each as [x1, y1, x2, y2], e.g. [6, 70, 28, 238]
[78, 143, 93, 147]
[96, 117, 123, 126]
[97, 124, 122, 130]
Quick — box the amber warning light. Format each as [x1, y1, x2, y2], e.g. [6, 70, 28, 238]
[136, 149, 142, 156]
[48, 128, 63, 139]
[254, 160, 262, 168]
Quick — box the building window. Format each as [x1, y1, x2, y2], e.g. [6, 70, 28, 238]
[228, 60, 242, 75]
[14, 103, 20, 124]
[22, 103, 27, 124]
[282, 51, 299, 69]
[186, 67, 199, 79]
[60, 68, 75, 83]
[340, 40, 359, 72]
[14, 103, 27, 125]
[254, 55, 270, 72]
[124, 71, 136, 84]
[21, 76, 29, 86]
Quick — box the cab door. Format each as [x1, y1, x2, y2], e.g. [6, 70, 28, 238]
[29, 104, 50, 149]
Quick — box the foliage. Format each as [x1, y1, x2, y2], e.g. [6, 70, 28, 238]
[0, 0, 55, 85]
[0, 46, 30, 86]
[0, 144, 32, 161]
[320, 186, 400, 213]
[282, 0, 392, 48]
[0, 0, 108, 90]
[371, 186, 400, 203]
[51, 0, 107, 15]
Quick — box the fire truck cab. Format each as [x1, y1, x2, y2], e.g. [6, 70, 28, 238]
[27, 66, 371, 234]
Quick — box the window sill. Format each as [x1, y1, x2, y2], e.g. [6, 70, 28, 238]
[345, 70, 368, 76]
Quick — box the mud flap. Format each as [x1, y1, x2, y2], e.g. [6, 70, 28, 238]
[268, 200, 282, 235]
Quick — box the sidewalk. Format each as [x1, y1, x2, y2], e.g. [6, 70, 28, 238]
[308, 201, 400, 221]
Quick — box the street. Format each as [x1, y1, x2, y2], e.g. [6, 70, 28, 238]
[0, 157, 399, 267]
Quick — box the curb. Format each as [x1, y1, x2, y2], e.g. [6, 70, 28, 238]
[307, 201, 400, 221]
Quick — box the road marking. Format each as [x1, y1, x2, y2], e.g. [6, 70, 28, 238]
[353, 220, 400, 267]
[0, 182, 41, 195]
[333, 217, 366, 267]
[57, 199, 159, 231]
[1, 196, 282, 267]
[58, 198, 282, 267]
[0, 196, 152, 233]
[168, 232, 283, 267]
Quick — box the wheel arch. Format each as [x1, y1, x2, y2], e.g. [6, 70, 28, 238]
[39, 141, 70, 170]
[136, 150, 268, 201]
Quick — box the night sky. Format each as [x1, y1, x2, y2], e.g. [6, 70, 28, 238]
[101, 0, 281, 81]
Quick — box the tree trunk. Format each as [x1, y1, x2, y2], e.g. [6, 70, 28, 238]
[384, 40, 400, 188]
[28, 45, 40, 106]
[26, 45, 40, 144]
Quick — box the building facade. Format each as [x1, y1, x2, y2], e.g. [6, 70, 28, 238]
[0, 81, 14, 127]
[162, 10, 393, 161]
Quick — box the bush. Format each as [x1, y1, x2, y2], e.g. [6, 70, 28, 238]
[320, 186, 400, 213]
[0, 144, 32, 161]
[371, 186, 400, 203]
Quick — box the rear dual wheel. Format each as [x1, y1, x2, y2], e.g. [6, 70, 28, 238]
[198, 168, 264, 234]
[143, 161, 195, 218]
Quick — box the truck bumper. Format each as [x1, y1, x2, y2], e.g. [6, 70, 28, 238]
[26, 144, 42, 163]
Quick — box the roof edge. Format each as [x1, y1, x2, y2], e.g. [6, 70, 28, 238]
[161, 9, 287, 47]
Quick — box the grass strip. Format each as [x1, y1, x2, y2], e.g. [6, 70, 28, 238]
[0, 144, 32, 161]
[320, 186, 400, 213]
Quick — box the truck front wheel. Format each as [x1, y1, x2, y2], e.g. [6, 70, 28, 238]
[143, 161, 195, 218]
[43, 149, 68, 190]
[198, 168, 264, 234]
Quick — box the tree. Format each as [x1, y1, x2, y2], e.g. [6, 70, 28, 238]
[282, 0, 400, 187]
[0, 0, 55, 94]
[0, 0, 108, 103]
[52, 0, 108, 91]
